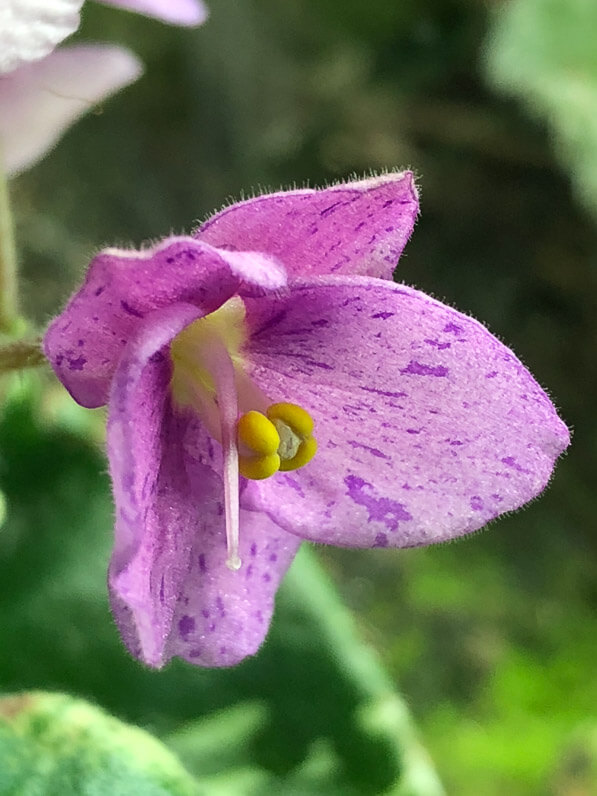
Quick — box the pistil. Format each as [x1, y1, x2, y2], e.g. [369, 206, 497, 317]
[196, 336, 242, 571]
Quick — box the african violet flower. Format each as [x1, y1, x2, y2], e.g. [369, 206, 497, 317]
[44, 172, 569, 668]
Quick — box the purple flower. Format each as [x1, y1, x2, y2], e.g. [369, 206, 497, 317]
[44, 172, 569, 669]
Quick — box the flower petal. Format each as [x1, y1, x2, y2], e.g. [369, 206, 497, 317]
[241, 277, 570, 548]
[43, 237, 286, 409]
[97, 0, 208, 26]
[1, 44, 142, 176]
[196, 172, 419, 280]
[0, 0, 83, 74]
[107, 304, 298, 667]
[166, 504, 301, 667]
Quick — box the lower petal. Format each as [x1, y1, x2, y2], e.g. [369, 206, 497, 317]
[166, 501, 301, 667]
[106, 302, 298, 667]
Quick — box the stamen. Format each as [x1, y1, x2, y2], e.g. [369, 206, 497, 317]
[237, 402, 317, 480]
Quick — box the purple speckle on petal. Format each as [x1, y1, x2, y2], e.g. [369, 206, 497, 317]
[345, 475, 412, 531]
[120, 300, 144, 318]
[283, 475, 305, 497]
[400, 360, 449, 377]
[501, 456, 530, 474]
[470, 496, 484, 511]
[216, 596, 226, 617]
[424, 338, 451, 350]
[306, 359, 333, 370]
[360, 386, 407, 399]
[250, 543, 257, 557]
[269, 553, 278, 562]
[198, 554, 207, 573]
[178, 615, 195, 640]
[347, 440, 390, 459]
[371, 311, 394, 320]
[373, 532, 389, 548]
[67, 355, 86, 371]
[262, 572, 272, 582]
[201, 608, 210, 618]
[443, 322, 463, 334]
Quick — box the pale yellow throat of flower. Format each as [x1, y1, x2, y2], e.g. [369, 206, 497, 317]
[169, 297, 317, 570]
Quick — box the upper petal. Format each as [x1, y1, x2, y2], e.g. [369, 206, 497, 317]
[106, 304, 299, 668]
[241, 277, 570, 548]
[0, 0, 83, 74]
[97, 0, 208, 26]
[0, 44, 142, 175]
[43, 237, 286, 409]
[196, 172, 419, 281]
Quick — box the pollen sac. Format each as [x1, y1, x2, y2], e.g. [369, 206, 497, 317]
[237, 403, 317, 480]
[237, 410, 281, 479]
[267, 403, 317, 472]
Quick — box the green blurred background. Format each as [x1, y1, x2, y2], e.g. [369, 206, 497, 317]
[3, 0, 597, 793]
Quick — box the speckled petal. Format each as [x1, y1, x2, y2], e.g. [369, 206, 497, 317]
[241, 276, 570, 548]
[107, 303, 298, 668]
[197, 172, 419, 280]
[1, 44, 141, 175]
[43, 237, 286, 409]
[166, 499, 301, 668]
[98, 0, 208, 25]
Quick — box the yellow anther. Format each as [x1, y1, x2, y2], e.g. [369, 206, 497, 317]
[266, 403, 314, 438]
[239, 452, 281, 480]
[278, 435, 317, 472]
[237, 411, 281, 480]
[237, 410, 280, 456]
[237, 402, 317, 480]
[267, 402, 317, 473]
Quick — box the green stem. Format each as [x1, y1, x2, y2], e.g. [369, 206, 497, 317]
[0, 157, 19, 335]
[0, 339, 45, 372]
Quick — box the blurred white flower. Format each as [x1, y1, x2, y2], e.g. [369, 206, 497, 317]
[0, 44, 142, 175]
[0, 0, 207, 174]
[1, 0, 208, 74]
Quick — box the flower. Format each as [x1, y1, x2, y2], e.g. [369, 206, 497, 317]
[0, 45, 142, 176]
[0, 0, 207, 175]
[44, 172, 569, 669]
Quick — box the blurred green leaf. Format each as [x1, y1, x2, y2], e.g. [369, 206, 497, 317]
[0, 396, 443, 795]
[485, 0, 597, 217]
[0, 692, 197, 796]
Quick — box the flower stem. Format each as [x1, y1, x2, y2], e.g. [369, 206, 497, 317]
[0, 157, 19, 335]
[0, 338, 45, 373]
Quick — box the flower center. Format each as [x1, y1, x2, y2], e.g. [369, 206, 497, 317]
[169, 298, 316, 571]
